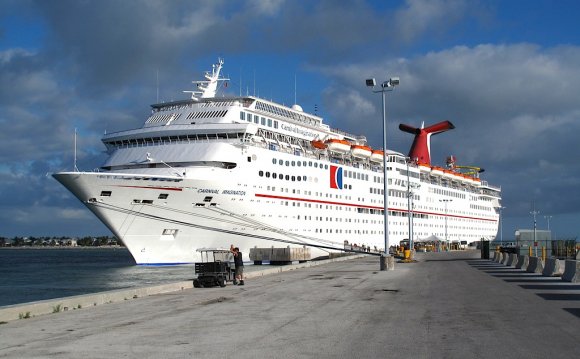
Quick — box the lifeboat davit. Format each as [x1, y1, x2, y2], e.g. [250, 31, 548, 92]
[370, 150, 384, 163]
[351, 145, 372, 159]
[311, 140, 327, 150]
[325, 139, 351, 154]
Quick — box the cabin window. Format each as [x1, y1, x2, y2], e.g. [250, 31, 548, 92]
[158, 193, 169, 199]
[239, 112, 245, 121]
[100, 191, 112, 197]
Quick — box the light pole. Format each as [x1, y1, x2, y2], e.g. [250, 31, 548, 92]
[366, 76, 399, 270]
[440, 199, 453, 251]
[406, 158, 420, 255]
[499, 206, 506, 245]
[544, 215, 552, 231]
[530, 203, 539, 256]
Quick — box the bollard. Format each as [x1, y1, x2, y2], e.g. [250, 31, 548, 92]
[380, 255, 395, 271]
[528, 246, 532, 256]
[542, 247, 546, 262]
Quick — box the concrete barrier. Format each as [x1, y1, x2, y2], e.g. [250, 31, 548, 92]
[495, 252, 503, 263]
[526, 256, 544, 273]
[515, 255, 529, 270]
[562, 260, 580, 283]
[0, 253, 368, 323]
[492, 252, 500, 262]
[506, 253, 518, 267]
[501, 252, 509, 265]
[542, 258, 563, 277]
[0, 281, 193, 323]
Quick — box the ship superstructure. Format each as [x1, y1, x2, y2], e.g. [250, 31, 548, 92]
[54, 59, 501, 264]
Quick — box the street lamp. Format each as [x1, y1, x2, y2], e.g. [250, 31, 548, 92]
[499, 206, 506, 245]
[530, 203, 539, 256]
[366, 76, 399, 270]
[406, 158, 420, 256]
[440, 199, 453, 251]
[544, 215, 552, 231]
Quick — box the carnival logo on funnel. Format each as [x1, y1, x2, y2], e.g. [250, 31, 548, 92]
[330, 165, 343, 189]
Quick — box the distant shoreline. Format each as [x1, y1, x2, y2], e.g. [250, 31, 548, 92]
[0, 246, 126, 250]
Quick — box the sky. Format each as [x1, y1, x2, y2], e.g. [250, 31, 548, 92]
[1, 0, 580, 241]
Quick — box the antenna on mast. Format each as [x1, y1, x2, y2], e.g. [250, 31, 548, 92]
[74, 128, 79, 172]
[294, 73, 297, 105]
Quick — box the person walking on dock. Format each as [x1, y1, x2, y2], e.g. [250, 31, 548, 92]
[230, 245, 244, 285]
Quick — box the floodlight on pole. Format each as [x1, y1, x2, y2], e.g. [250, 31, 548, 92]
[366, 76, 399, 269]
[440, 199, 453, 251]
[499, 206, 506, 245]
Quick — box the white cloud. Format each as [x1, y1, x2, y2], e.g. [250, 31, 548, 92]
[395, 0, 470, 42]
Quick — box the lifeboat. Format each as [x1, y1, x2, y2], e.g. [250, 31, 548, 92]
[431, 166, 444, 176]
[325, 139, 351, 154]
[351, 145, 372, 159]
[370, 150, 384, 163]
[418, 163, 431, 172]
[311, 139, 327, 150]
[443, 169, 456, 179]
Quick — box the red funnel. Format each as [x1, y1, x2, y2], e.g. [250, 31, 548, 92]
[399, 121, 455, 165]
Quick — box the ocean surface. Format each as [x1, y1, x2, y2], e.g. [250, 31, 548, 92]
[0, 248, 197, 307]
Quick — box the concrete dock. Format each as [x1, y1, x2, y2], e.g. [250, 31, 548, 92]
[1, 250, 579, 358]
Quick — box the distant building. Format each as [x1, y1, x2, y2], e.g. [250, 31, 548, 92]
[515, 229, 552, 242]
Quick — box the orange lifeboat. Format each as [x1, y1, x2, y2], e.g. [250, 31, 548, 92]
[351, 145, 372, 159]
[311, 139, 327, 150]
[431, 166, 444, 176]
[325, 139, 351, 154]
[418, 163, 431, 172]
[370, 150, 384, 163]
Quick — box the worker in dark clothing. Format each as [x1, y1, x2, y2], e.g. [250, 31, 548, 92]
[230, 245, 244, 285]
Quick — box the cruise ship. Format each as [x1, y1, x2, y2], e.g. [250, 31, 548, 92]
[53, 59, 501, 264]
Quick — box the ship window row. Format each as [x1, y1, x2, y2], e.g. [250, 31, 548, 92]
[272, 157, 329, 170]
[105, 132, 247, 149]
[146, 112, 183, 124]
[96, 175, 182, 183]
[186, 110, 228, 120]
[254, 101, 320, 126]
[151, 100, 237, 114]
[259, 171, 307, 182]
[428, 187, 466, 199]
[470, 204, 492, 212]
[240, 112, 279, 129]
[344, 170, 368, 181]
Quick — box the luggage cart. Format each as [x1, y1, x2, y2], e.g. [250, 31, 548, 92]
[193, 248, 234, 288]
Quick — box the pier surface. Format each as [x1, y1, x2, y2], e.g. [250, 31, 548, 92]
[1, 250, 579, 358]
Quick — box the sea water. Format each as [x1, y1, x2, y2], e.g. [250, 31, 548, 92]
[0, 248, 196, 307]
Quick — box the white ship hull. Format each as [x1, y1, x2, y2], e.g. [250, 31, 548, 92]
[53, 59, 501, 264]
